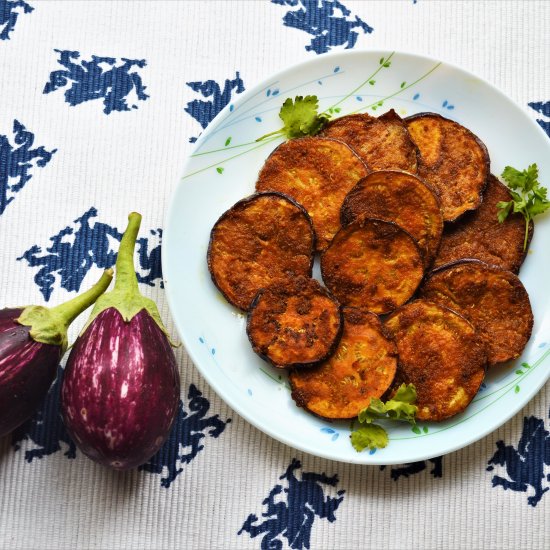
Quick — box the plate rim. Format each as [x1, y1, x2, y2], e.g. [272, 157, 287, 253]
[162, 48, 550, 464]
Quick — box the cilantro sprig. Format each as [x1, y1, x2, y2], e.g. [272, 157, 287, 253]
[256, 95, 331, 142]
[350, 384, 418, 452]
[497, 163, 550, 251]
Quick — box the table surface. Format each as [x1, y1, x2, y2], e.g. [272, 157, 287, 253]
[0, 1, 549, 549]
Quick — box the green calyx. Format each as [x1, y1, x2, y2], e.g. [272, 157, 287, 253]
[81, 212, 173, 342]
[17, 269, 114, 353]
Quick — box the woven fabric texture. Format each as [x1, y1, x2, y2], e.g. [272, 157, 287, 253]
[0, 1, 549, 549]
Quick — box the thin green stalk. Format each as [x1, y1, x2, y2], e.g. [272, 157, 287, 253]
[347, 62, 442, 116]
[114, 212, 141, 294]
[256, 129, 284, 142]
[49, 269, 113, 328]
[323, 52, 395, 115]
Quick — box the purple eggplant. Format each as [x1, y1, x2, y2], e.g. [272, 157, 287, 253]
[61, 212, 180, 470]
[0, 270, 113, 438]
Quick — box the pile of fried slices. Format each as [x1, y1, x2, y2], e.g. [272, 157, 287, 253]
[207, 110, 533, 423]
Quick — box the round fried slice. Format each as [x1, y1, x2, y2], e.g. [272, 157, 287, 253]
[420, 260, 533, 366]
[255, 136, 368, 251]
[208, 192, 315, 311]
[321, 218, 424, 314]
[341, 170, 443, 266]
[406, 112, 490, 221]
[320, 109, 418, 172]
[433, 174, 534, 273]
[384, 299, 486, 422]
[247, 277, 343, 369]
[290, 308, 398, 419]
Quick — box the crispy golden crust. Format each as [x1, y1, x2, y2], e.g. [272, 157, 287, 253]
[433, 174, 534, 273]
[405, 113, 490, 221]
[321, 218, 424, 314]
[246, 277, 343, 369]
[420, 260, 533, 366]
[341, 170, 443, 266]
[384, 299, 486, 422]
[289, 308, 398, 419]
[320, 110, 418, 172]
[207, 192, 315, 311]
[256, 137, 368, 251]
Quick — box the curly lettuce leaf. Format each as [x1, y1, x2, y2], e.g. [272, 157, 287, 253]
[350, 424, 388, 452]
[351, 384, 418, 453]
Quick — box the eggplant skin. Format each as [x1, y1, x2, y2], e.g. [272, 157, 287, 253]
[61, 308, 180, 470]
[321, 218, 424, 314]
[0, 308, 61, 438]
[341, 170, 443, 267]
[433, 174, 534, 273]
[256, 136, 368, 251]
[247, 277, 343, 369]
[420, 260, 533, 366]
[207, 192, 315, 311]
[384, 300, 486, 422]
[289, 308, 398, 420]
[405, 112, 490, 222]
[320, 110, 419, 173]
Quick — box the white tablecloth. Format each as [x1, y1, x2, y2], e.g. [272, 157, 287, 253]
[0, 1, 548, 548]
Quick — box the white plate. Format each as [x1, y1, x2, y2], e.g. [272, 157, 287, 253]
[163, 50, 550, 464]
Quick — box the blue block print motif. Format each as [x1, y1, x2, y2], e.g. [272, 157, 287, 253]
[185, 72, 245, 142]
[18, 207, 163, 301]
[11, 365, 77, 462]
[487, 409, 550, 507]
[239, 458, 345, 550]
[139, 384, 231, 488]
[0, 120, 56, 216]
[43, 50, 149, 114]
[380, 457, 443, 480]
[528, 101, 550, 137]
[0, 0, 32, 40]
[12, 371, 230, 487]
[271, 0, 373, 54]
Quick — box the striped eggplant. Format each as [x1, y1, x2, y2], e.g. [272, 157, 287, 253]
[61, 212, 180, 470]
[0, 270, 113, 438]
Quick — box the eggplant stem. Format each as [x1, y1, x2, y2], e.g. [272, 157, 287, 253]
[114, 212, 142, 294]
[50, 269, 114, 327]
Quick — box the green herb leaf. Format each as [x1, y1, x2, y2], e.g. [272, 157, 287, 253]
[350, 424, 388, 452]
[351, 384, 418, 452]
[496, 200, 513, 223]
[380, 398, 417, 423]
[358, 384, 418, 424]
[358, 398, 387, 423]
[498, 163, 550, 250]
[256, 95, 331, 141]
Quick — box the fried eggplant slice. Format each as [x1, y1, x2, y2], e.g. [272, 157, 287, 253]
[384, 299, 486, 422]
[420, 260, 533, 366]
[320, 109, 418, 172]
[247, 277, 342, 369]
[207, 192, 315, 311]
[255, 137, 368, 251]
[433, 174, 534, 273]
[341, 170, 443, 266]
[290, 308, 398, 419]
[405, 113, 490, 221]
[321, 218, 424, 314]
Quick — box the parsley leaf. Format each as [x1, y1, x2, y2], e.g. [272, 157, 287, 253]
[351, 383, 418, 453]
[497, 163, 550, 250]
[256, 95, 331, 141]
[350, 424, 388, 452]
